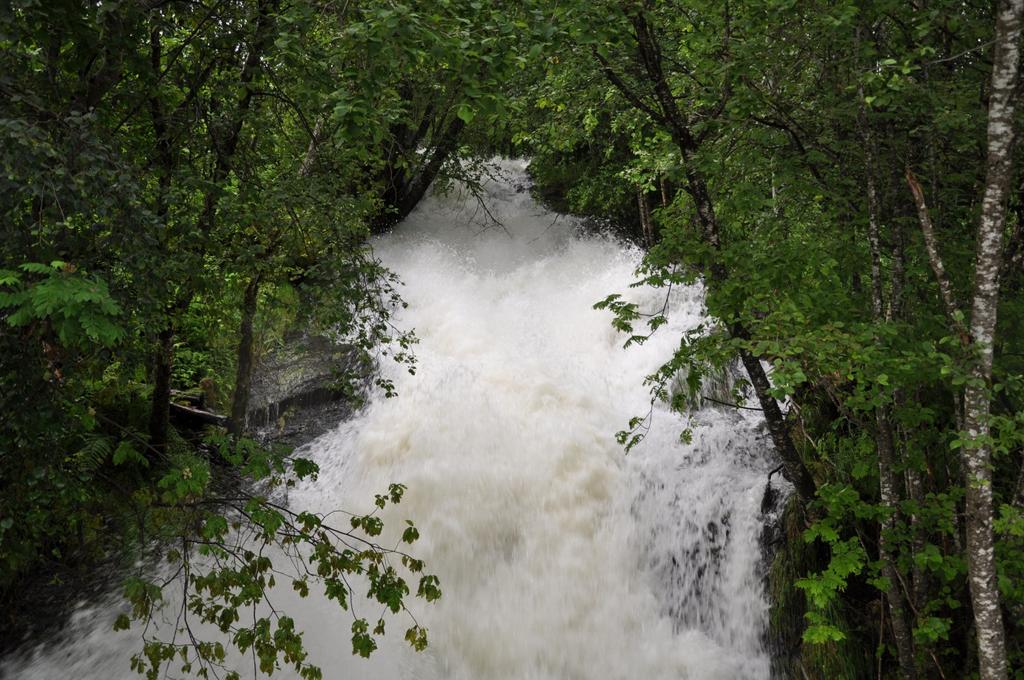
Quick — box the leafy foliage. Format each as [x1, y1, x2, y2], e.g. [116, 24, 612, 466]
[0, 262, 124, 349]
[0, 0, 541, 673]
[4, 0, 1024, 677]
[508, 0, 1024, 676]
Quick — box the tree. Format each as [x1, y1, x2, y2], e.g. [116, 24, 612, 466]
[0, 0, 532, 673]
[951, 2, 1022, 676]
[579, 0, 818, 503]
[510, 0, 1024, 675]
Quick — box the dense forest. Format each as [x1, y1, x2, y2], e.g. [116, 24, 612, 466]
[1, 0, 1024, 678]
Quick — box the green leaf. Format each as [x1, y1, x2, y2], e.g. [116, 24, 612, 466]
[112, 441, 148, 467]
[113, 613, 132, 631]
[456, 104, 476, 124]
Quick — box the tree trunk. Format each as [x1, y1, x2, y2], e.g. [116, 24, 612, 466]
[230, 277, 260, 436]
[889, 218, 905, 322]
[875, 408, 918, 679]
[907, 168, 966, 338]
[372, 115, 466, 233]
[862, 111, 917, 678]
[199, 0, 277, 236]
[736, 344, 817, 501]
[962, 2, 1023, 678]
[595, 8, 816, 503]
[148, 327, 174, 457]
[905, 461, 929, 613]
[637, 188, 655, 246]
[298, 117, 326, 178]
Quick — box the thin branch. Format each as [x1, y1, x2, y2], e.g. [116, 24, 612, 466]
[701, 394, 763, 411]
[592, 47, 666, 125]
[924, 39, 995, 66]
[905, 166, 970, 343]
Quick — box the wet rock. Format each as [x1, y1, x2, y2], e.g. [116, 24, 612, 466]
[246, 333, 366, 447]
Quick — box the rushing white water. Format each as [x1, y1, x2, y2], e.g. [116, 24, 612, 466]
[3, 159, 781, 680]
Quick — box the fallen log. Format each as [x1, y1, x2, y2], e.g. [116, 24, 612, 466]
[169, 401, 229, 429]
[170, 389, 204, 408]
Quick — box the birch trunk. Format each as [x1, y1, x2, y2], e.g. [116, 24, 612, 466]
[148, 327, 174, 457]
[962, 2, 1023, 677]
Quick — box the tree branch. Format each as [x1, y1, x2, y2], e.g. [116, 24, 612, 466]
[905, 166, 970, 343]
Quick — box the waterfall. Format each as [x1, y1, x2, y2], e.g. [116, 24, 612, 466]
[2, 159, 781, 680]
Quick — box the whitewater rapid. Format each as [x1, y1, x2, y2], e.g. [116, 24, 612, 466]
[2, 159, 779, 679]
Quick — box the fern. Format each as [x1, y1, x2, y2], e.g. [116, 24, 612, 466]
[74, 433, 114, 473]
[0, 261, 125, 347]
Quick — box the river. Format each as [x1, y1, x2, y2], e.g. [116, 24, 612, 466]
[2, 159, 781, 680]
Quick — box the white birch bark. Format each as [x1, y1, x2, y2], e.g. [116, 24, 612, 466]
[963, 2, 1023, 678]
